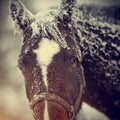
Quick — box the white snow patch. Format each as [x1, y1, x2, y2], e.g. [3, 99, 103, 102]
[31, 22, 39, 37]
[111, 43, 120, 51]
[35, 9, 59, 23]
[34, 38, 60, 89]
[44, 100, 49, 120]
[102, 41, 107, 46]
[88, 19, 120, 33]
[30, 9, 61, 38]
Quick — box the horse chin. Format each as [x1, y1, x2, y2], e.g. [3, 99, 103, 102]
[33, 100, 69, 120]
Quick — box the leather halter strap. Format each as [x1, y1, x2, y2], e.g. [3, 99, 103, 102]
[30, 86, 84, 120]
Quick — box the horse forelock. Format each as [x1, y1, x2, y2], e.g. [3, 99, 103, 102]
[24, 7, 82, 63]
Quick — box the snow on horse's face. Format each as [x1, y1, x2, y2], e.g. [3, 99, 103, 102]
[10, 0, 85, 120]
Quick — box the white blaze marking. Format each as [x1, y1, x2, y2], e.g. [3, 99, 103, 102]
[34, 38, 60, 90]
[44, 100, 49, 120]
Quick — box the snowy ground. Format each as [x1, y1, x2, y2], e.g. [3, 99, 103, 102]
[0, 0, 119, 119]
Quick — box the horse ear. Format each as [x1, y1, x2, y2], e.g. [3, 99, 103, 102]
[59, 0, 77, 22]
[9, 0, 34, 31]
[61, 0, 77, 8]
[58, 0, 77, 26]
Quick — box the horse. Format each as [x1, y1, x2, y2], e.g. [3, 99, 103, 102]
[9, 0, 120, 120]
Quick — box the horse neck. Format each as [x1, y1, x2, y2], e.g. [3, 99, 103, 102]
[81, 24, 120, 120]
[79, 21, 120, 120]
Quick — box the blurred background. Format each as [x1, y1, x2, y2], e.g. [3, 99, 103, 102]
[0, 0, 120, 120]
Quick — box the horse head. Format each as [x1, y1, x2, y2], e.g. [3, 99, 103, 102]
[9, 0, 85, 120]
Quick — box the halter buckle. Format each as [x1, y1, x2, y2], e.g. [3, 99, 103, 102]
[69, 106, 76, 120]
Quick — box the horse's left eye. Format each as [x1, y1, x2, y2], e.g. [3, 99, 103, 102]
[70, 56, 78, 65]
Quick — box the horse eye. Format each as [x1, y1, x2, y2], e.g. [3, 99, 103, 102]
[70, 56, 78, 64]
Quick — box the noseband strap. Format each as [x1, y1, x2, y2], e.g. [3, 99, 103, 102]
[30, 92, 72, 112]
[30, 86, 84, 120]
